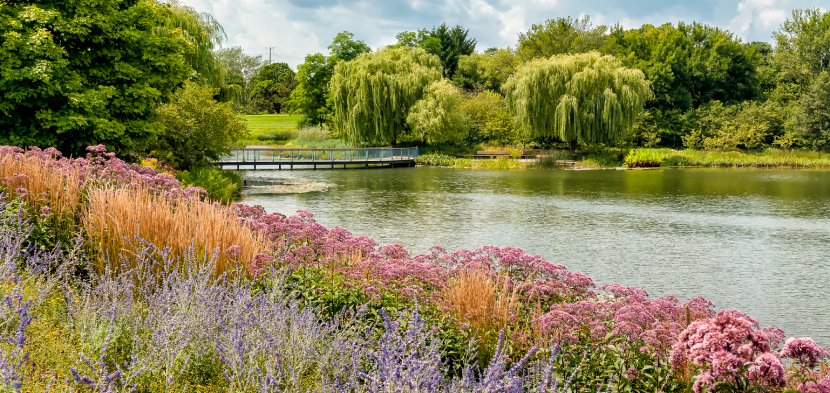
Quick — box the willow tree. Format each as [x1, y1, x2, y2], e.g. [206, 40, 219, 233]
[406, 80, 468, 144]
[331, 47, 443, 145]
[503, 52, 653, 153]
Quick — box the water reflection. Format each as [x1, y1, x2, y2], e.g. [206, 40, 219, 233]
[240, 167, 830, 343]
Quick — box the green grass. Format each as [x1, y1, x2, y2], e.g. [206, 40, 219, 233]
[239, 115, 304, 146]
[638, 148, 830, 168]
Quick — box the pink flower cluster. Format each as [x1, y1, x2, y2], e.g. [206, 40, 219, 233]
[782, 337, 830, 369]
[670, 310, 787, 392]
[0, 145, 207, 200]
[534, 283, 716, 353]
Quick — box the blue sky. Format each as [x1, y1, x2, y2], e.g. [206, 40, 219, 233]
[188, 0, 826, 68]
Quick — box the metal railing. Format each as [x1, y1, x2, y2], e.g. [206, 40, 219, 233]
[219, 147, 419, 163]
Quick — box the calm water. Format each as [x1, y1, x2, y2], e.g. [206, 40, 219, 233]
[240, 167, 830, 344]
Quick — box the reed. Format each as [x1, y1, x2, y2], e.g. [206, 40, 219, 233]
[0, 151, 81, 220]
[442, 269, 520, 333]
[83, 186, 266, 276]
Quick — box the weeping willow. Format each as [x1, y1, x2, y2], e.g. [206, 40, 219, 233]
[156, 0, 227, 86]
[503, 52, 652, 151]
[331, 47, 443, 145]
[406, 80, 469, 144]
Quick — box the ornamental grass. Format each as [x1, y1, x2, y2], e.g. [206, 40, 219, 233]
[84, 185, 267, 275]
[0, 147, 81, 220]
[442, 268, 520, 334]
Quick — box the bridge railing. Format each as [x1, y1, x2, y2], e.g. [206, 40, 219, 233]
[219, 147, 419, 163]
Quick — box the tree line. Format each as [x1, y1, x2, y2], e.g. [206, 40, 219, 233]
[1, 1, 829, 160]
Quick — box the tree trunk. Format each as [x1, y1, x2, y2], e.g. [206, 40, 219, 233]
[569, 140, 577, 155]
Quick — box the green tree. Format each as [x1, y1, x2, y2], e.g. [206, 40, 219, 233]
[774, 8, 830, 97]
[458, 91, 516, 144]
[797, 71, 830, 150]
[394, 29, 442, 54]
[163, 0, 227, 87]
[0, 0, 194, 156]
[503, 52, 652, 153]
[406, 80, 468, 145]
[288, 54, 334, 127]
[453, 48, 520, 93]
[151, 81, 248, 170]
[427, 24, 477, 79]
[330, 47, 443, 145]
[517, 15, 608, 60]
[607, 22, 760, 112]
[328, 31, 371, 63]
[249, 63, 297, 113]
[215, 46, 264, 84]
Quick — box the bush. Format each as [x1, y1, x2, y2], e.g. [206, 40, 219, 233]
[407, 80, 469, 145]
[624, 149, 663, 167]
[152, 81, 249, 170]
[176, 166, 243, 204]
[294, 126, 329, 142]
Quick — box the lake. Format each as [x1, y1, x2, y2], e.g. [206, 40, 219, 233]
[240, 167, 830, 344]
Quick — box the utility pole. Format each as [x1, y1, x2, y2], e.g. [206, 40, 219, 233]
[267, 47, 276, 65]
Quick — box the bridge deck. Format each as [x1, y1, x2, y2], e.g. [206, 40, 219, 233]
[216, 147, 419, 169]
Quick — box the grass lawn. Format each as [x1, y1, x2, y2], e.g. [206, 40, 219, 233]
[239, 115, 303, 146]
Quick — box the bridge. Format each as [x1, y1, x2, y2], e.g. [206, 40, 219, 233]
[216, 147, 419, 170]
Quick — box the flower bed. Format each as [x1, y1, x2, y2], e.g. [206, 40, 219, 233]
[0, 145, 828, 392]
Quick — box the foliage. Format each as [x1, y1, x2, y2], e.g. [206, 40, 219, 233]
[294, 126, 329, 142]
[288, 53, 334, 127]
[214, 46, 264, 85]
[607, 22, 761, 112]
[328, 31, 371, 63]
[415, 153, 458, 167]
[426, 24, 477, 79]
[249, 63, 298, 114]
[624, 149, 662, 168]
[160, 0, 227, 87]
[681, 100, 794, 151]
[453, 48, 521, 93]
[503, 52, 653, 152]
[176, 166, 242, 204]
[406, 80, 469, 145]
[773, 9, 830, 96]
[797, 71, 830, 151]
[517, 15, 609, 60]
[330, 46, 443, 145]
[458, 91, 517, 145]
[0, 0, 194, 157]
[151, 81, 249, 170]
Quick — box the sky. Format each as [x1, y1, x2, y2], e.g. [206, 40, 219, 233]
[187, 0, 826, 68]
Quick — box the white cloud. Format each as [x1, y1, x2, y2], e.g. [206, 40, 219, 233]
[728, 0, 791, 41]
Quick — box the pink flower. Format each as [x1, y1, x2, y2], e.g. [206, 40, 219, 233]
[782, 337, 829, 369]
[747, 353, 787, 388]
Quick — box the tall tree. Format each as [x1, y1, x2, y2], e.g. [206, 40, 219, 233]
[330, 47, 443, 145]
[796, 71, 830, 150]
[328, 31, 371, 63]
[406, 80, 468, 145]
[427, 24, 476, 79]
[288, 54, 333, 127]
[453, 48, 520, 92]
[249, 63, 297, 113]
[215, 46, 264, 84]
[607, 22, 760, 111]
[503, 52, 652, 153]
[517, 16, 608, 60]
[0, 0, 195, 156]
[161, 0, 227, 86]
[774, 8, 830, 97]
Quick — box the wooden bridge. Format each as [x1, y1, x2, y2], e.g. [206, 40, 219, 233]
[216, 147, 419, 170]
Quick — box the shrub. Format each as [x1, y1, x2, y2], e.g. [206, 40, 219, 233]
[294, 126, 329, 142]
[533, 150, 571, 169]
[624, 149, 663, 167]
[152, 81, 249, 170]
[176, 166, 242, 203]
